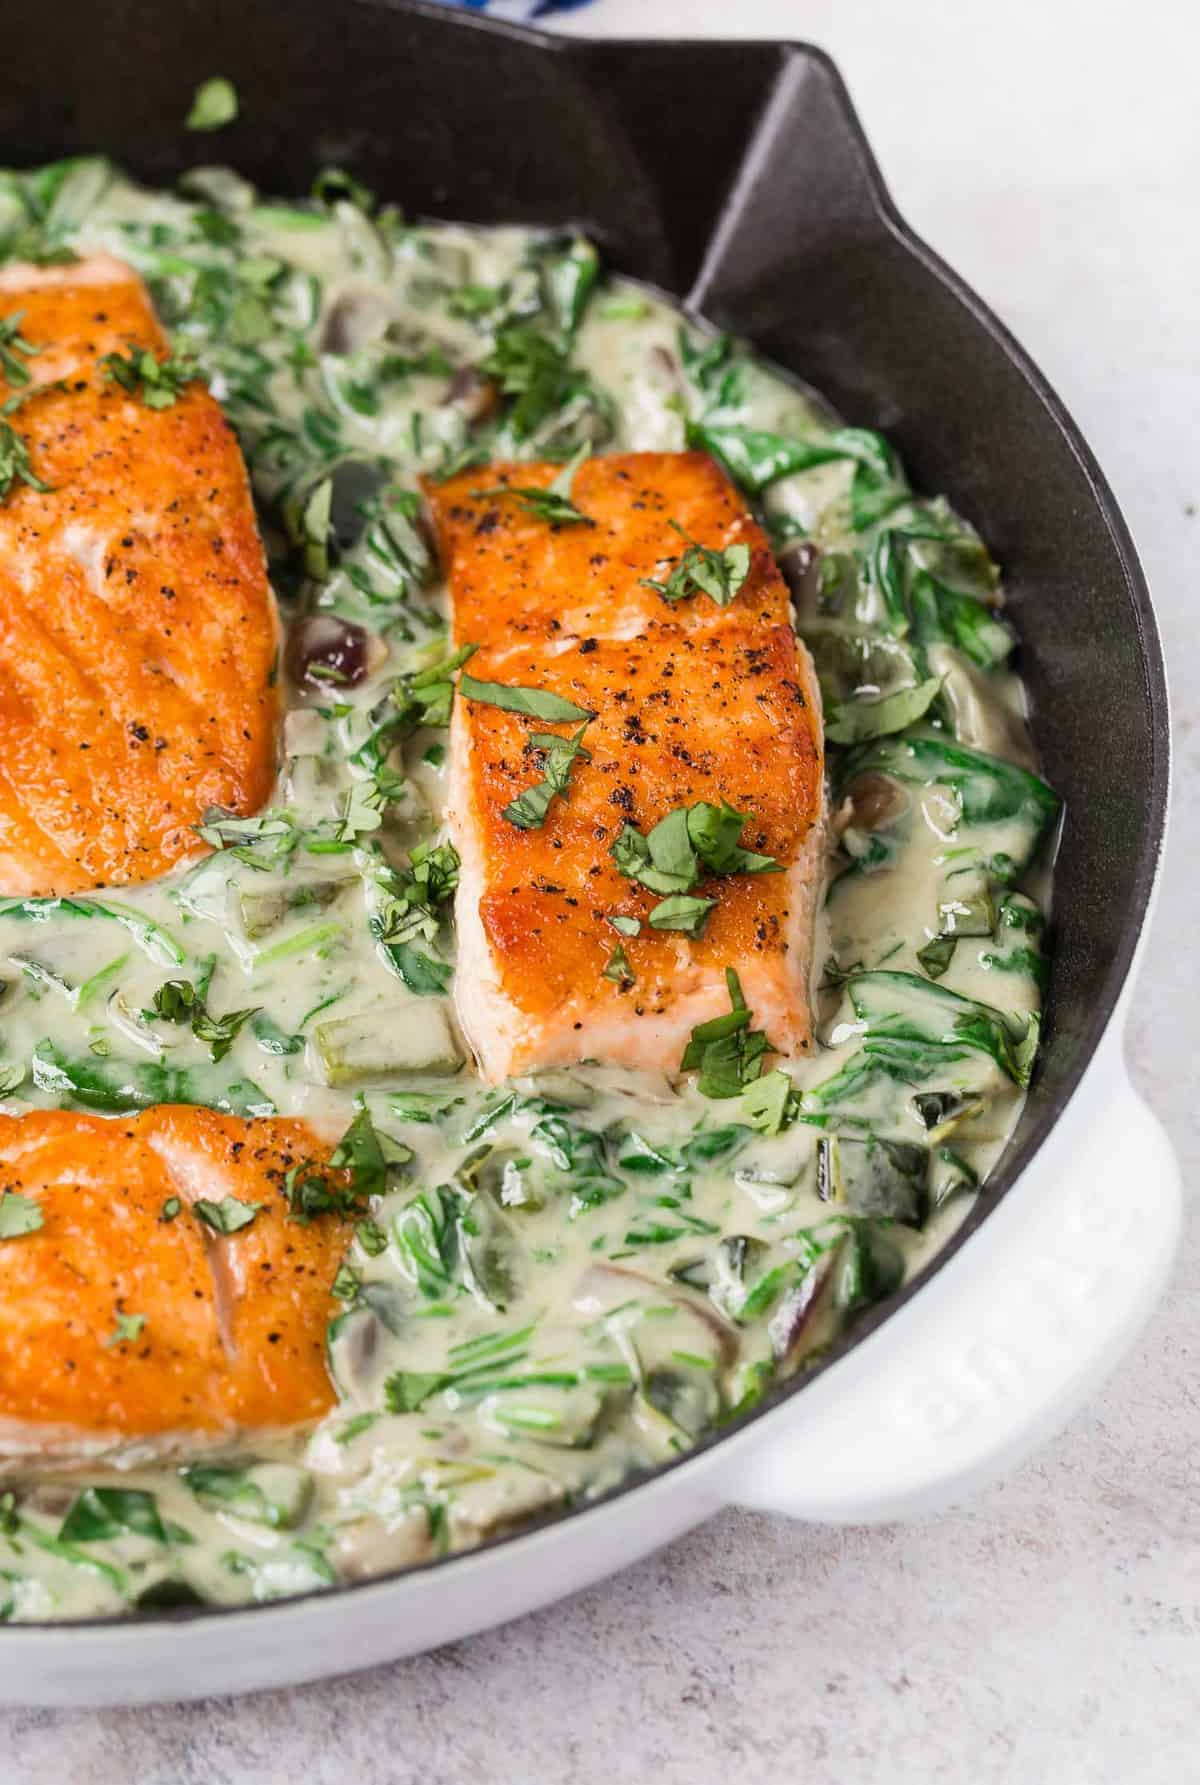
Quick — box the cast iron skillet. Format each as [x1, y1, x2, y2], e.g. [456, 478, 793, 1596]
[5, 0, 1169, 1626]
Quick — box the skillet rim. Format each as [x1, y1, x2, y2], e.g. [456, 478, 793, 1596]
[0, 9, 1170, 1635]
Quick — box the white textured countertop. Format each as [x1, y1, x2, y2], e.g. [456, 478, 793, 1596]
[4, 2, 1197, 1778]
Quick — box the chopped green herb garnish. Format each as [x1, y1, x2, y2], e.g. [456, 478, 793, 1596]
[151, 978, 259, 1063]
[607, 914, 642, 938]
[356, 1217, 388, 1257]
[481, 324, 570, 440]
[612, 801, 782, 901]
[190, 1003, 261, 1064]
[385, 643, 478, 737]
[386, 841, 461, 923]
[105, 1310, 146, 1348]
[100, 345, 199, 410]
[282, 1108, 406, 1226]
[0, 312, 40, 388]
[330, 1262, 361, 1302]
[433, 440, 490, 482]
[0, 416, 50, 502]
[685, 802, 784, 878]
[150, 979, 198, 1022]
[503, 723, 591, 830]
[647, 893, 716, 938]
[311, 166, 374, 211]
[367, 838, 459, 994]
[186, 77, 239, 132]
[328, 1106, 409, 1198]
[603, 942, 635, 987]
[193, 1196, 262, 1235]
[740, 1069, 796, 1135]
[458, 673, 593, 725]
[193, 807, 302, 872]
[640, 522, 751, 608]
[472, 448, 593, 528]
[336, 772, 401, 842]
[680, 969, 774, 1099]
[0, 1191, 43, 1240]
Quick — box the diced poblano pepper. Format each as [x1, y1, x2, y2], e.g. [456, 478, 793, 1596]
[311, 1006, 461, 1085]
[238, 879, 353, 940]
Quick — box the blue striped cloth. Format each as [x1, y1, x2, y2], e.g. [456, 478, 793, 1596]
[434, 1, 595, 15]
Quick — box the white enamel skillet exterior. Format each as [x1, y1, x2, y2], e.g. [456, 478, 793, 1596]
[0, 954, 1176, 1707]
[0, 26, 1180, 1711]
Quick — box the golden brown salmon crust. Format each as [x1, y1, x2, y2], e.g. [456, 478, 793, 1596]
[426, 451, 825, 1082]
[0, 1108, 351, 1449]
[0, 255, 279, 896]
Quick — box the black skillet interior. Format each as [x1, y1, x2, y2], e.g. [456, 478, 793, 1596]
[6, 0, 1169, 1611]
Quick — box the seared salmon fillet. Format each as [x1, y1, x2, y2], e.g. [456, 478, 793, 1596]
[426, 451, 824, 1082]
[0, 254, 279, 896]
[0, 1107, 350, 1457]
[437, 449, 792, 644]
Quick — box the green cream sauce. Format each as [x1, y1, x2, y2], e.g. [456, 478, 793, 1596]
[0, 159, 1058, 1618]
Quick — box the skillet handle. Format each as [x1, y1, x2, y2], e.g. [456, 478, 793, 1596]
[720, 1037, 1180, 1523]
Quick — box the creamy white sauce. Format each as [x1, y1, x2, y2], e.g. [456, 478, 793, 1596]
[0, 161, 1056, 1618]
